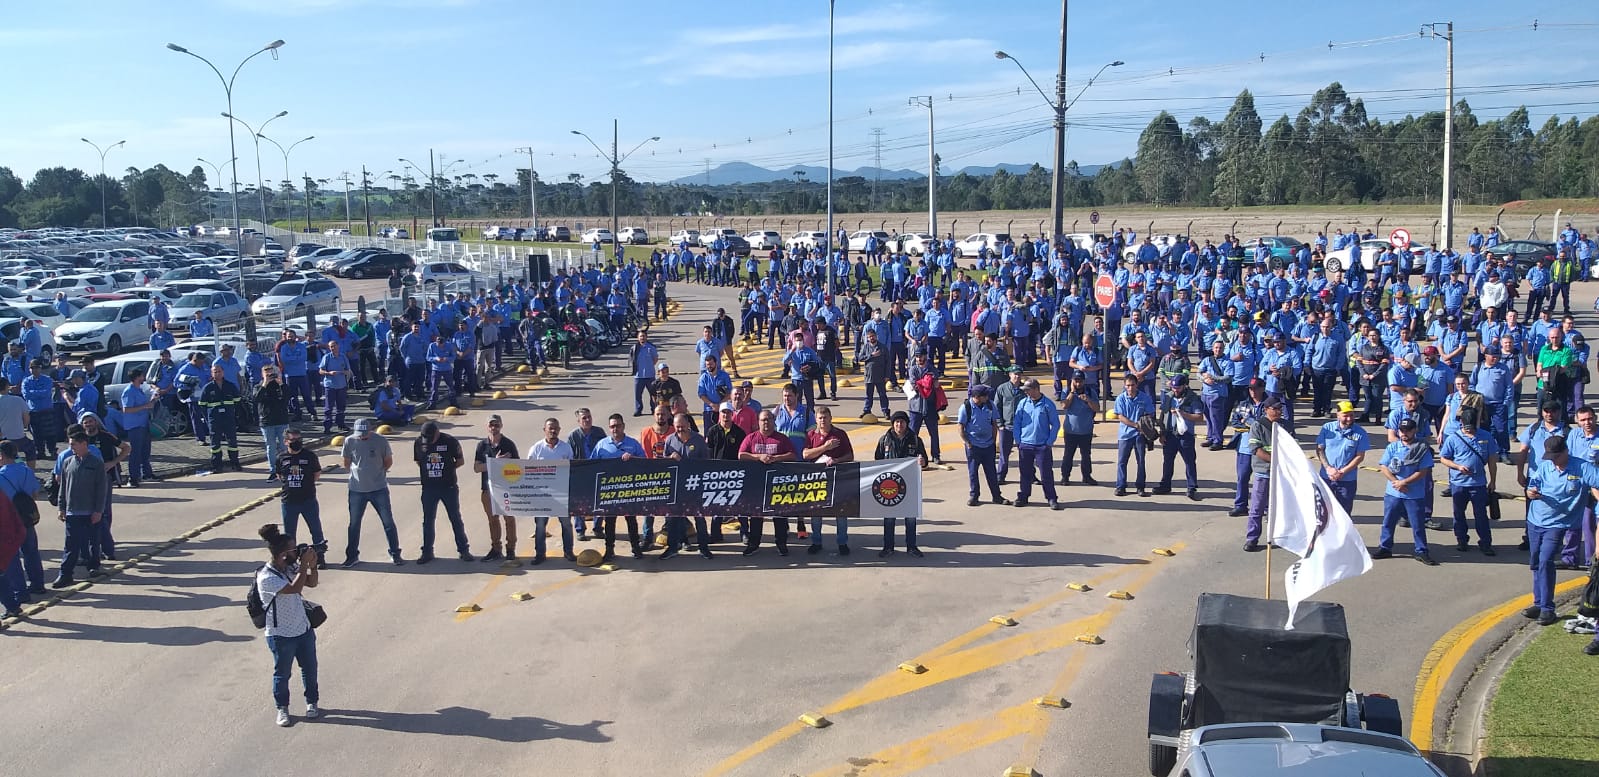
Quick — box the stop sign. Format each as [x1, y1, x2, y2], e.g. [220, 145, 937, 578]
[1094, 273, 1117, 307]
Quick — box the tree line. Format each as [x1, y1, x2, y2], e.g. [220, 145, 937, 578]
[2, 81, 1595, 230]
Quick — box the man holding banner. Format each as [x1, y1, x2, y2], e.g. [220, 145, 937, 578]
[802, 406, 854, 556]
[739, 410, 797, 557]
[590, 414, 646, 562]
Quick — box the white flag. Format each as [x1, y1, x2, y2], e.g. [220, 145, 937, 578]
[1266, 423, 1373, 629]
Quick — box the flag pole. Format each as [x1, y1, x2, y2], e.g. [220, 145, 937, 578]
[1264, 429, 1275, 600]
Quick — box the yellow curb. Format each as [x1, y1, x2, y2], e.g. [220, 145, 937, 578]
[798, 713, 831, 729]
[1107, 590, 1135, 601]
[1032, 696, 1070, 709]
[454, 603, 482, 613]
[509, 591, 534, 601]
[1075, 634, 1104, 645]
[1152, 547, 1176, 557]
[897, 661, 928, 674]
[1067, 582, 1092, 592]
[989, 615, 1018, 626]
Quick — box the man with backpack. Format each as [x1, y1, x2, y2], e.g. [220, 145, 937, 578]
[907, 351, 945, 466]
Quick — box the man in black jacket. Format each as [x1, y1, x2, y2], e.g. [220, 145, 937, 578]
[257, 366, 292, 482]
[705, 403, 746, 542]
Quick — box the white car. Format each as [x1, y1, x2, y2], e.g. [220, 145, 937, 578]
[323, 228, 352, 237]
[53, 298, 152, 354]
[617, 227, 650, 245]
[669, 229, 701, 247]
[898, 232, 936, 256]
[847, 230, 893, 253]
[251, 277, 342, 318]
[1121, 234, 1190, 263]
[745, 230, 783, 250]
[169, 289, 250, 331]
[260, 241, 286, 259]
[482, 226, 517, 240]
[1323, 239, 1425, 274]
[788, 231, 827, 251]
[953, 232, 1010, 258]
[699, 228, 739, 247]
[420, 262, 475, 286]
[580, 228, 615, 244]
[1168, 722, 1444, 777]
[0, 318, 55, 363]
[23, 273, 113, 300]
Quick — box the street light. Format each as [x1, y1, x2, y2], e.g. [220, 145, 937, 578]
[223, 110, 287, 230]
[166, 38, 285, 290]
[196, 156, 236, 224]
[571, 123, 659, 260]
[259, 134, 314, 232]
[398, 155, 437, 229]
[995, 44, 1122, 241]
[80, 138, 126, 228]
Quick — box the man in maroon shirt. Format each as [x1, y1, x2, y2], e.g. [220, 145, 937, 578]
[802, 406, 854, 556]
[738, 409, 796, 556]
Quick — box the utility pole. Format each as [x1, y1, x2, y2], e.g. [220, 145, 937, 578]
[514, 146, 538, 230]
[337, 172, 353, 233]
[1051, 0, 1068, 242]
[361, 166, 374, 238]
[703, 158, 713, 186]
[303, 173, 313, 234]
[429, 149, 438, 227]
[871, 128, 883, 210]
[1426, 21, 1455, 251]
[826, 0, 835, 294]
[910, 97, 937, 236]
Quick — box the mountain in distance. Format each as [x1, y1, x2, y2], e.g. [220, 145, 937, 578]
[668, 161, 1107, 186]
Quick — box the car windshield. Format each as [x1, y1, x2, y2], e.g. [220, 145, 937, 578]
[267, 282, 306, 296]
[159, 269, 191, 281]
[175, 293, 214, 307]
[75, 306, 121, 323]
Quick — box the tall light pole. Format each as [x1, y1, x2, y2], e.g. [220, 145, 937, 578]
[398, 155, 439, 228]
[167, 38, 285, 290]
[571, 123, 659, 260]
[224, 110, 287, 229]
[197, 156, 235, 225]
[827, 0, 835, 292]
[80, 138, 125, 228]
[996, 46, 1121, 242]
[514, 146, 539, 231]
[1425, 22, 1455, 250]
[259, 134, 314, 232]
[909, 97, 936, 237]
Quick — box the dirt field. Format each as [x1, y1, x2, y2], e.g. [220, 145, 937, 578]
[388, 200, 1599, 249]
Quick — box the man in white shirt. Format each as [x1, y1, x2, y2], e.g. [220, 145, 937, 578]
[528, 416, 576, 563]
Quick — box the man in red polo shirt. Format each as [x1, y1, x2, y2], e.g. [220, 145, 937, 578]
[802, 405, 854, 556]
[738, 409, 796, 556]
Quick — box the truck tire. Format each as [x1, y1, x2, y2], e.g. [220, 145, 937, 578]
[1148, 743, 1177, 777]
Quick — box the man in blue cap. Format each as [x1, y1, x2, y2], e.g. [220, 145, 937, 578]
[1155, 375, 1204, 501]
[1376, 417, 1438, 565]
[957, 384, 1009, 507]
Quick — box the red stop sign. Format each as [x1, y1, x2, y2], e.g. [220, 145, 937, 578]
[1094, 273, 1117, 307]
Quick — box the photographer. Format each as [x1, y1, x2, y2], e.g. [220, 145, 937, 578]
[257, 523, 321, 727]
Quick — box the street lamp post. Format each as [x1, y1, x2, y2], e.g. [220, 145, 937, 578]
[398, 155, 439, 228]
[827, 0, 835, 293]
[80, 138, 126, 228]
[996, 42, 1122, 242]
[224, 110, 287, 231]
[197, 156, 235, 225]
[166, 38, 285, 291]
[571, 123, 659, 262]
[259, 134, 314, 233]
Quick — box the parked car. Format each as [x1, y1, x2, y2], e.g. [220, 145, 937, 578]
[953, 233, 1010, 258]
[618, 227, 650, 245]
[847, 230, 894, 252]
[701, 228, 739, 247]
[250, 277, 342, 318]
[788, 231, 828, 251]
[0, 318, 55, 363]
[318, 247, 382, 273]
[260, 241, 286, 259]
[545, 226, 572, 242]
[745, 230, 783, 250]
[333, 251, 414, 279]
[580, 228, 615, 244]
[323, 227, 352, 237]
[168, 289, 250, 331]
[23, 273, 113, 300]
[670, 229, 702, 247]
[721, 234, 751, 256]
[1121, 234, 1191, 263]
[0, 301, 70, 333]
[482, 226, 518, 241]
[419, 262, 475, 286]
[1488, 240, 1558, 268]
[53, 298, 152, 354]
[897, 232, 936, 256]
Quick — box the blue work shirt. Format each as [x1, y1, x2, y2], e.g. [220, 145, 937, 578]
[319, 352, 350, 389]
[1013, 395, 1060, 446]
[277, 341, 309, 377]
[1380, 441, 1433, 499]
[1114, 389, 1154, 441]
[1315, 422, 1370, 483]
[1527, 456, 1594, 529]
[590, 435, 647, 460]
[1438, 430, 1496, 488]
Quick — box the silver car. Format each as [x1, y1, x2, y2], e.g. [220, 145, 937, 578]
[1170, 723, 1444, 776]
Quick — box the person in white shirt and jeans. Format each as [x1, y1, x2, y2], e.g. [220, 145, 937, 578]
[256, 523, 320, 727]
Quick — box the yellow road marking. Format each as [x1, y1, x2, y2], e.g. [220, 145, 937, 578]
[804, 702, 1040, 777]
[453, 570, 590, 622]
[1410, 576, 1587, 754]
[705, 554, 1177, 777]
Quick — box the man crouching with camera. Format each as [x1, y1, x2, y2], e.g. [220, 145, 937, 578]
[257, 523, 322, 727]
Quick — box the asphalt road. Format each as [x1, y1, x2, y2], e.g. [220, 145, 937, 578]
[1, 277, 1591, 777]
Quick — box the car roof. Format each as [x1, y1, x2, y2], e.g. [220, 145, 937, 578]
[1189, 723, 1441, 776]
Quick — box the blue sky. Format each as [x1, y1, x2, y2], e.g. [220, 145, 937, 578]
[2, 0, 1595, 188]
